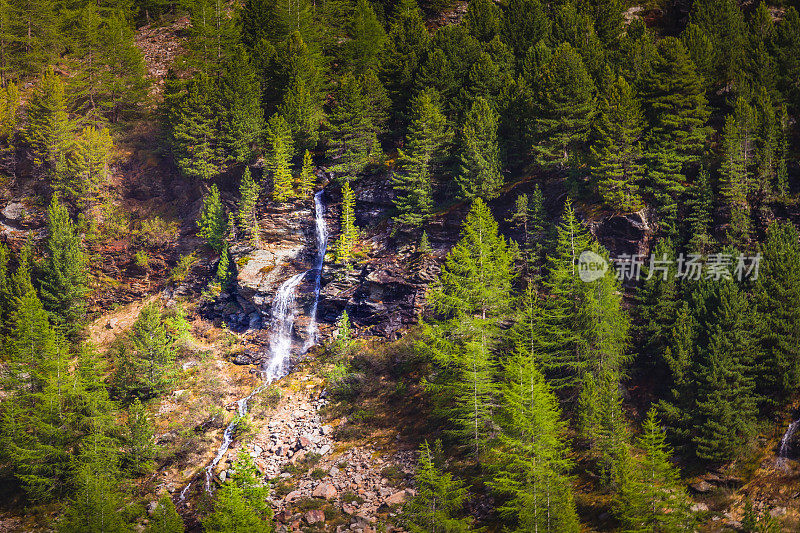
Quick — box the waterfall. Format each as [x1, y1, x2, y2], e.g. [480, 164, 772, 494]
[304, 191, 328, 351]
[777, 418, 800, 469]
[182, 193, 328, 500]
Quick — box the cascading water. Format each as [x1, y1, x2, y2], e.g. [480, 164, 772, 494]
[304, 191, 328, 351]
[181, 193, 329, 500]
[777, 418, 800, 469]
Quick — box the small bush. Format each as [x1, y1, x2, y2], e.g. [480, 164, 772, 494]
[311, 468, 327, 480]
[170, 252, 198, 283]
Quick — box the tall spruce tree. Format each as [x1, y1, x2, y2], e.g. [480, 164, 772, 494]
[343, 0, 387, 74]
[590, 74, 645, 212]
[392, 89, 451, 229]
[402, 441, 472, 532]
[23, 67, 71, 181]
[168, 73, 222, 180]
[640, 37, 710, 234]
[326, 73, 381, 177]
[335, 180, 358, 267]
[457, 97, 503, 201]
[265, 113, 295, 202]
[218, 47, 265, 165]
[39, 196, 89, 339]
[197, 184, 228, 252]
[529, 43, 596, 170]
[753, 222, 800, 403]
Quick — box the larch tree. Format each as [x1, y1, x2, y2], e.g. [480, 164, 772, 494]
[296, 149, 315, 198]
[335, 180, 358, 268]
[265, 113, 295, 202]
[380, 0, 430, 117]
[237, 167, 261, 244]
[23, 67, 71, 181]
[197, 184, 228, 252]
[218, 47, 265, 165]
[343, 0, 387, 74]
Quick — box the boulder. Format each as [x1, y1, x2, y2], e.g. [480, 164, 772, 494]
[313, 483, 338, 500]
[304, 509, 325, 525]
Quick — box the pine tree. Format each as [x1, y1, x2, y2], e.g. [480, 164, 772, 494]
[684, 170, 714, 255]
[530, 43, 596, 170]
[296, 149, 315, 198]
[392, 89, 451, 229]
[23, 67, 71, 179]
[380, 0, 430, 117]
[464, 0, 500, 43]
[489, 352, 580, 533]
[265, 113, 295, 202]
[720, 97, 756, 246]
[144, 495, 184, 533]
[122, 398, 155, 476]
[690, 0, 746, 87]
[682, 23, 715, 87]
[753, 222, 800, 402]
[590, 74, 645, 212]
[500, 0, 550, 57]
[168, 73, 222, 180]
[203, 452, 272, 531]
[326, 73, 379, 177]
[278, 66, 323, 153]
[335, 180, 358, 267]
[636, 238, 679, 375]
[183, 0, 238, 75]
[419, 230, 432, 253]
[39, 196, 89, 339]
[615, 409, 695, 532]
[640, 37, 710, 234]
[197, 184, 228, 252]
[64, 125, 113, 205]
[344, 0, 387, 74]
[237, 167, 261, 244]
[691, 280, 758, 462]
[457, 97, 503, 201]
[550, 2, 605, 79]
[112, 303, 177, 401]
[776, 8, 800, 113]
[218, 47, 265, 164]
[582, 0, 624, 45]
[402, 440, 472, 533]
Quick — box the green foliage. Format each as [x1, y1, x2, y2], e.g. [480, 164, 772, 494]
[590, 74, 645, 212]
[393, 89, 451, 229]
[198, 184, 228, 252]
[218, 47, 265, 164]
[237, 167, 261, 243]
[380, 0, 430, 117]
[500, 0, 550, 57]
[203, 452, 273, 532]
[529, 43, 596, 169]
[720, 97, 756, 245]
[402, 440, 472, 532]
[167, 73, 222, 180]
[39, 196, 89, 339]
[457, 97, 503, 201]
[122, 399, 155, 476]
[63, 125, 113, 205]
[296, 149, 315, 198]
[111, 303, 177, 402]
[489, 353, 579, 532]
[23, 67, 71, 179]
[335, 180, 358, 267]
[344, 0, 387, 73]
[265, 113, 295, 202]
[615, 409, 695, 532]
[145, 495, 184, 533]
[464, 0, 500, 43]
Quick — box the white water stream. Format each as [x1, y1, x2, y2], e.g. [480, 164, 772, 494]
[181, 192, 328, 500]
[777, 418, 800, 469]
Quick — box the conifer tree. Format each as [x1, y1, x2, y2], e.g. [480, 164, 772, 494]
[344, 0, 387, 74]
[237, 167, 260, 244]
[550, 2, 605, 79]
[682, 23, 715, 87]
[530, 43, 596, 170]
[402, 440, 472, 533]
[0, 81, 20, 145]
[23, 67, 71, 180]
[615, 409, 695, 532]
[326, 73, 379, 177]
[197, 184, 228, 252]
[145, 495, 184, 533]
[753, 222, 800, 402]
[278, 69, 323, 153]
[419, 230, 432, 253]
[122, 398, 155, 476]
[720, 97, 756, 246]
[169, 73, 222, 180]
[112, 303, 176, 401]
[684, 170, 714, 255]
[265, 113, 295, 202]
[489, 352, 580, 533]
[464, 0, 500, 43]
[392, 89, 451, 229]
[380, 0, 430, 116]
[218, 47, 265, 164]
[776, 8, 800, 112]
[691, 281, 758, 462]
[39, 196, 89, 339]
[203, 452, 272, 531]
[500, 0, 550, 57]
[690, 0, 746, 87]
[640, 37, 710, 233]
[183, 0, 238, 75]
[335, 180, 358, 267]
[590, 74, 645, 212]
[64, 125, 113, 205]
[296, 149, 315, 198]
[636, 238, 679, 372]
[457, 97, 503, 201]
